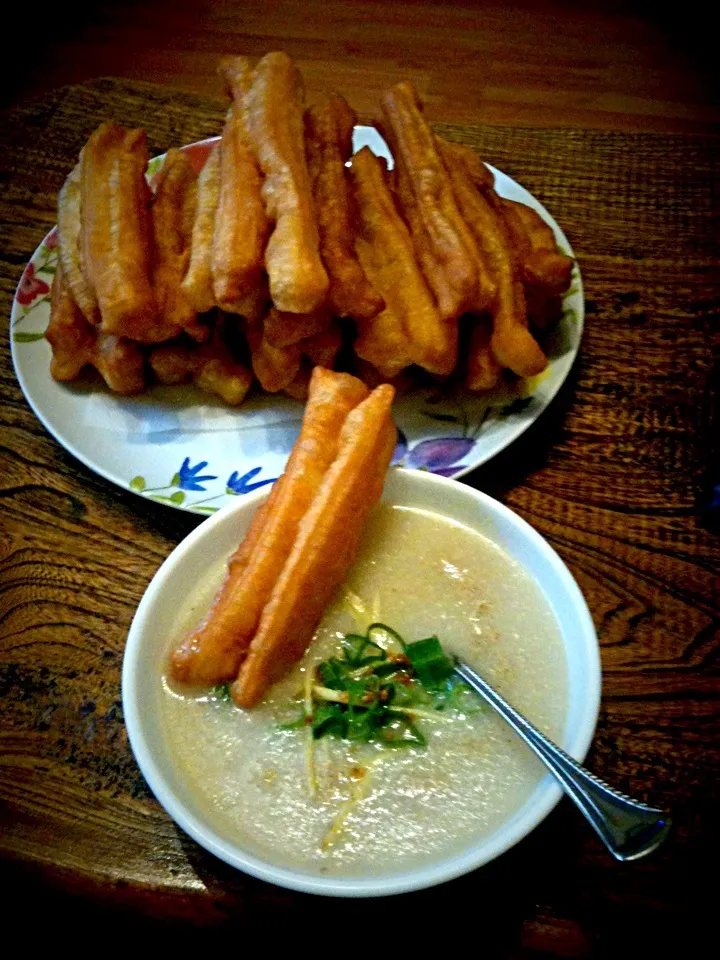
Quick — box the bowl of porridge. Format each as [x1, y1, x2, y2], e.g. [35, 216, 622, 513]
[122, 467, 600, 896]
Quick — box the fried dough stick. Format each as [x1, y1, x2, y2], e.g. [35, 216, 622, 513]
[92, 333, 148, 395]
[170, 368, 369, 684]
[381, 82, 482, 319]
[466, 319, 502, 392]
[441, 152, 547, 379]
[500, 198, 573, 296]
[222, 276, 271, 325]
[302, 321, 343, 369]
[46, 262, 95, 381]
[263, 304, 331, 347]
[305, 96, 382, 320]
[435, 137, 495, 192]
[247, 320, 303, 392]
[151, 149, 207, 342]
[354, 239, 414, 377]
[228, 53, 329, 313]
[149, 319, 253, 406]
[47, 263, 145, 394]
[433, 138, 496, 306]
[232, 383, 396, 707]
[57, 160, 99, 324]
[181, 144, 221, 314]
[350, 147, 456, 376]
[212, 107, 270, 309]
[80, 122, 161, 341]
[282, 362, 313, 401]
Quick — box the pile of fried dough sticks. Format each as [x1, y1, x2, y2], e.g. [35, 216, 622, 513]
[47, 51, 573, 405]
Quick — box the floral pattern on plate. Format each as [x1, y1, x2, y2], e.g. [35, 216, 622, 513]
[10, 130, 584, 516]
[128, 459, 278, 514]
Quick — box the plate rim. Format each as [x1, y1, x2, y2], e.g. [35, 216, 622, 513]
[10, 127, 583, 513]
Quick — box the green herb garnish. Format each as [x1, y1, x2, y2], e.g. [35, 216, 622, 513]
[404, 635, 455, 689]
[289, 624, 481, 749]
[211, 683, 232, 701]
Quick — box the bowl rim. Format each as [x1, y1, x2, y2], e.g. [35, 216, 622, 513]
[122, 468, 601, 897]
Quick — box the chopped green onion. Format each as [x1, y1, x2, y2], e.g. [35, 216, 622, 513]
[312, 702, 347, 739]
[405, 636, 455, 689]
[341, 633, 384, 667]
[366, 623, 406, 656]
[279, 624, 479, 749]
[211, 683, 232, 701]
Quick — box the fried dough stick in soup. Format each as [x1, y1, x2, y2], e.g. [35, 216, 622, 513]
[350, 146, 456, 377]
[80, 122, 161, 342]
[170, 367, 369, 685]
[305, 95, 383, 320]
[232, 383, 396, 707]
[230, 52, 329, 314]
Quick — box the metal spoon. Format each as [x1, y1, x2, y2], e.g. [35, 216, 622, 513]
[454, 659, 671, 861]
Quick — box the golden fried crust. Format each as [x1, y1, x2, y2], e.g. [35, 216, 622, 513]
[350, 147, 456, 376]
[46, 262, 96, 380]
[94, 333, 146, 395]
[381, 82, 480, 319]
[57, 160, 99, 324]
[354, 238, 414, 377]
[263, 304, 331, 347]
[282, 362, 313, 401]
[151, 149, 204, 341]
[219, 275, 271, 325]
[301, 320, 343, 369]
[80, 122, 160, 341]
[502, 198, 574, 296]
[434, 139, 497, 309]
[194, 355, 253, 406]
[435, 136, 495, 192]
[496, 195, 533, 266]
[305, 96, 383, 319]
[171, 367, 369, 685]
[441, 152, 547, 379]
[148, 343, 196, 385]
[238, 52, 329, 313]
[181, 144, 221, 314]
[47, 263, 145, 393]
[218, 55, 254, 101]
[466, 319, 503, 392]
[248, 319, 303, 392]
[150, 321, 252, 406]
[232, 383, 396, 707]
[212, 109, 270, 307]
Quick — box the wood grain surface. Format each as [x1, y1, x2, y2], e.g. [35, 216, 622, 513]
[5, 0, 719, 133]
[1, 77, 718, 954]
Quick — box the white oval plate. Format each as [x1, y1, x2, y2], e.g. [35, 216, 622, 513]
[11, 128, 583, 516]
[123, 468, 600, 896]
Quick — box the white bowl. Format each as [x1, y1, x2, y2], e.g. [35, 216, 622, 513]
[122, 468, 600, 897]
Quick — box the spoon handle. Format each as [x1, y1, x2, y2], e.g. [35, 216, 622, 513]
[453, 660, 671, 861]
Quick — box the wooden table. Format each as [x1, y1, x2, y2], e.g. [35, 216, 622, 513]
[1, 75, 718, 954]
